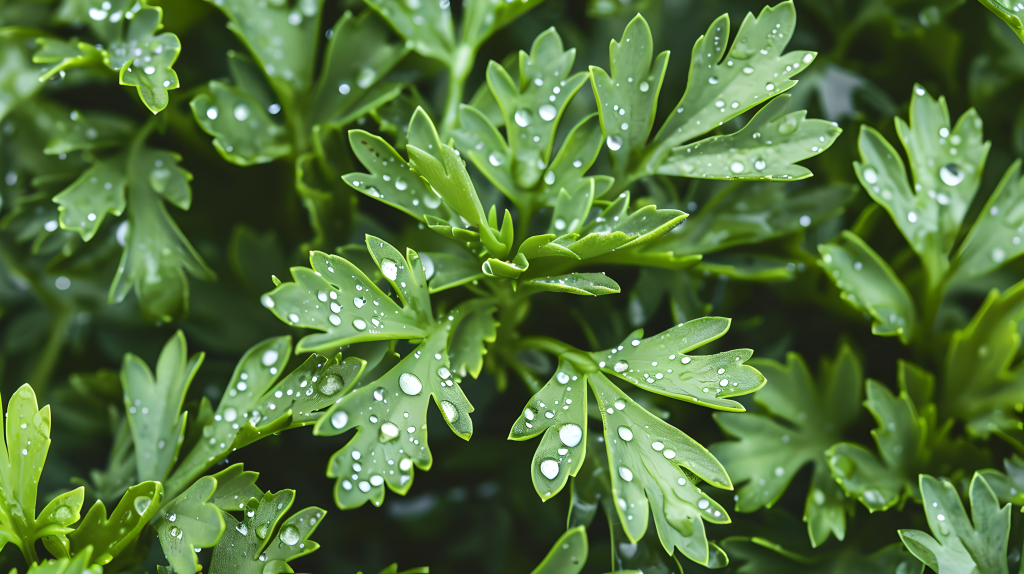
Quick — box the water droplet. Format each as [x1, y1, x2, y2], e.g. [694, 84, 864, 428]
[261, 350, 279, 366]
[774, 466, 785, 477]
[356, 67, 377, 89]
[399, 373, 422, 395]
[708, 76, 719, 84]
[938, 127, 949, 138]
[352, 319, 367, 331]
[830, 454, 856, 478]
[339, 83, 351, 95]
[863, 167, 879, 184]
[280, 524, 300, 545]
[540, 459, 559, 479]
[556, 372, 570, 384]
[380, 422, 399, 442]
[441, 400, 458, 423]
[134, 496, 152, 516]
[236, 523, 248, 536]
[559, 424, 583, 447]
[256, 522, 269, 539]
[992, 247, 1006, 263]
[663, 449, 676, 459]
[619, 467, 634, 481]
[233, 104, 249, 121]
[908, 211, 918, 223]
[538, 104, 557, 122]
[639, 81, 649, 92]
[812, 488, 826, 505]
[606, 135, 623, 151]
[729, 161, 744, 174]
[652, 441, 664, 451]
[617, 426, 633, 441]
[939, 163, 964, 186]
[524, 408, 535, 421]
[614, 400, 626, 410]
[53, 505, 73, 523]
[613, 361, 628, 373]
[777, 115, 798, 135]
[697, 499, 710, 510]
[381, 259, 398, 281]
[754, 159, 767, 171]
[331, 411, 348, 429]
[514, 109, 533, 127]
[766, 83, 775, 91]
[319, 376, 341, 395]
[742, 66, 754, 74]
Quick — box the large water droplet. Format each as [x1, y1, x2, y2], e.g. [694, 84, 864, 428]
[514, 109, 533, 127]
[134, 496, 152, 516]
[256, 522, 270, 539]
[556, 372, 570, 384]
[619, 467, 634, 481]
[729, 161, 744, 174]
[754, 159, 767, 171]
[331, 410, 348, 429]
[381, 259, 398, 281]
[356, 67, 377, 89]
[380, 422, 399, 442]
[352, 319, 367, 331]
[440, 400, 458, 423]
[606, 135, 623, 151]
[233, 104, 250, 122]
[319, 376, 341, 395]
[540, 459, 559, 480]
[777, 115, 798, 135]
[538, 104, 557, 122]
[613, 361, 628, 373]
[399, 373, 422, 395]
[559, 424, 582, 447]
[261, 350, 279, 366]
[863, 167, 878, 184]
[53, 505, 73, 523]
[939, 163, 964, 186]
[280, 524, 300, 545]
[830, 454, 856, 478]
[617, 426, 633, 441]
[639, 81, 650, 92]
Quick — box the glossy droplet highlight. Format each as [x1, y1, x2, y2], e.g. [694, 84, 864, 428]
[399, 373, 422, 395]
[441, 400, 458, 423]
[939, 163, 964, 186]
[613, 361, 628, 373]
[617, 426, 633, 441]
[134, 496, 152, 516]
[540, 459, 559, 480]
[380, 422, 399, 442]
[538, 104, 557, 122]
[330, 410, 348, 429]
[381, 259, 398, 281]
[280, 524, 300, 545]
[559, 424, 583, 447]
[514, 109, 533, 127]
[606, 135, 623, 151]
[619, 467, 633, 482]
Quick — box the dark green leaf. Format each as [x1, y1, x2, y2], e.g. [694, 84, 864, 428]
[68, 481, 163, 565]
[191, 82, 291, 166]
[153, 476, 224, 573]
[209, 490, 325, 573]
[529, 526, 588, 574]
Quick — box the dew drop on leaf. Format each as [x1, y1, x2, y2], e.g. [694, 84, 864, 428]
[538, 104, 557, 122]
[559, 424, 582, 447]
[280, 524, 300, 545]
[939, 163, 964, 186]
[399, 373, 422, 395]
[540, 459, 559, 479]
[619, 467, 633, 481]
[134, 496, 151, 516]
[606, 135, 623, 151]
[613, 361, 628, 373]
[514, 109, 533, 127]
[331, 411, 348, 429]
[441, 400, 458, 423]
[617, 426, 633, 441]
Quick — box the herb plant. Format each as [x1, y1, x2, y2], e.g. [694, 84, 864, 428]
[1, 0, 1024, 572]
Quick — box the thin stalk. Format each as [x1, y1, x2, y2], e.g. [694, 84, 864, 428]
[440, 44, 475, 135]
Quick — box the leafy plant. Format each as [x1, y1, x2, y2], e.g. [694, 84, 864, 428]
[3, 0, 1024, 572]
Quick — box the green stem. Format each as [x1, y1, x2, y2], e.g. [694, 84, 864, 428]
[516, 336, 599, 373]
[440, 43, 475, 136]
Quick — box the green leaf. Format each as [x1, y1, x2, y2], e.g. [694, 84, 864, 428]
[117, 4, 181, 113]
[67, 481, 163, 565]
[421, 252, 485, 293]
[209, 490, 325, 573]
[951, 160, 1024, 280]
[522, 273, 621, 296]
[109, 147, 214, 322]
[167, 336, 364, 496]
[42, 110, 134, 155]
[0, 384, 85, 564]
[53, 154, 127, 241]
[344, 131, 455, 224]
[978, 0, 1024, 43]
[589, 371, 732, 565]
[508, 360, 589, 501]
[854, 85, 990, 277]
[589, 318, 765, 412]
[650, 2, 817, 166]
[978, 455, 1024, 505]
[484, 28, 588, 189]
[819, 230, 917, 344]
[0, 32, 45, 122]
[153, 476, 224, 574]
[588, 13, 669, 180]
[260, 237, 431, 352]
[363, 0, 454, 61]
[120, 330, 202, 482]
[827, 380, 925, 512]
[190, 82, 291, 166]
[22, 548, 102, 574]
[314, 327, 475, 508]
[529, 526, 588, 574]
[656, 95, 840, 181]
[309, 11, 409, 127]
[461, 0, 547, 49]
[656, 182, 856, 256]
[717, 537, 922, 574]
[899, 473, 1010, 574]
[206, 0, 322, 95]
[942, 279, 1024, 420]
[207, 464, 263, 511]
[712, 346, 863, 547]
[448, 303, 496, 378]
